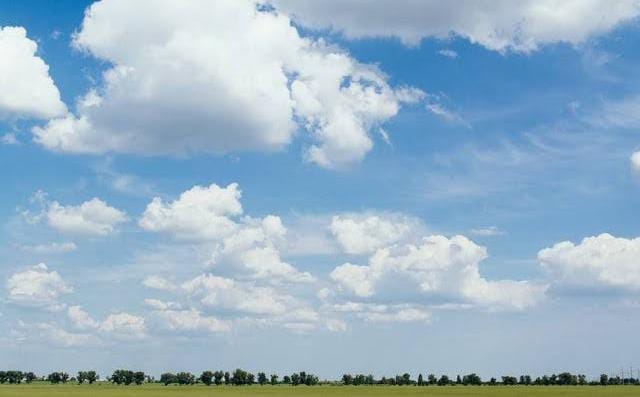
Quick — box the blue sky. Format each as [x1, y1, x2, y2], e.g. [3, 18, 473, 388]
[2, 0, 640, 379]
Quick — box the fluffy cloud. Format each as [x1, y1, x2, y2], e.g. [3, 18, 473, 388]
[6, 263, 72, 310]
[36, 323, 95, 347]
[273, 0, 640, 52]
[153, 309, 231, 333]
[330, 235, 546, 311]
[139, 183, 242, 241]
[32, 0, 421, 168]
[631, 151, 640, 174]
[67, 306, 147, 340]
[141, 183, 313, 283]
[67, 306, 100, 330]
[46, 198, 128, 236]
[538, 233, 640, 290]
[330, 213, 424, 255]
[98, 312, 146, 340]
[0, 26, 66, 119]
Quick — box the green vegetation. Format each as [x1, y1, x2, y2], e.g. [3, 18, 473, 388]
[0, 384, 639, 397]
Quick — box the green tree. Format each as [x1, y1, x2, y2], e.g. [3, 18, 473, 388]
[257, 372, 267, 385]
[270, 374, 279, 385]
[199, 371, 213, 386]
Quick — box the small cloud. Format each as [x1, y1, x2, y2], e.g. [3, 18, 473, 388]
[50, 30, 62, 40]
[1, 133, 19, 145]
[631, 151, 640, 175]
[425, 95, 470, 127]
[378, 128, 392, 146]
[18, 242, 77, 254]
[469, 226, 505, 237]
[438, 49, 458, 59]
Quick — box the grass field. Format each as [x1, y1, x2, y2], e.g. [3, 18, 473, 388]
[0, 384, 638, 397]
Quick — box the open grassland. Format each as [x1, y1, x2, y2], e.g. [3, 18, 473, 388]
[0, 384, 639, 397]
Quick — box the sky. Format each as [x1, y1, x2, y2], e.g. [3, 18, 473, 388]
[1, 0, 640, 380]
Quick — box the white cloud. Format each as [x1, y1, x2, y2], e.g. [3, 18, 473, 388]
[36, 323, 95, 347]
[153, 308, 231, 333]
[46, 198, 128, 236]
[273, 0, 640, 52]
[143, 276, 177, 292]
[141, 183, 313, 283]
[330, 235, 546, 311]
[182, 274, 294, 315]
[469, 226, 505, 237]
[144, 298, 181, 310]
[98, 312, 146, 340]
[631, 151, 640, 174]
[6, 263, 72, 310]
[19, 242, 77, 254]
[1, 133, 19, 145]
[67, 305, 100, 330]
[139, 183, 242, 241]
[539, 233, 640, 290]
[330, 213, 424, 255]
[438, 49, 458, 58]
[0, 26, 66, 119]
[359, 307, 431, 324]
[32, 0, 421, 168]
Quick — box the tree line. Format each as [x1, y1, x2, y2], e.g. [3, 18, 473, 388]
[0, 369, 638, 386]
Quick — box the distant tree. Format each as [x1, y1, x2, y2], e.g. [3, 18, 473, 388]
[417, 374, 424, 386]
[47, 372, 70, 384]
[600, 374, 609, 386]
[24, 372, 37, 384]
[4, 371, 24, 384]
[199, 371, 214, 386]
[342, 374, 353, 385]
[176, 372, 195, 385]
[231, 369, 247, 386]
[134, 372, 145, 385]
[283, 375, 291, 384]
[224, 371, 230, 385]
[456, 375, 462, 385]
[291, 373, 300, 386]
[489, 377, 497, 385]
[160, 373, 177, 386]
[437, 375, 450, 386]
[578, 374, 587, 385]
[402, 373, 412, 385]
[246, 372, 255, 385]
[213, 371, 224, 386]
[270, 374, 279, 385]
[502, 376, 518, 386]
[258, 372, 268, 385]
[462, 373, 482, 385]
[427, 374, 437, 385]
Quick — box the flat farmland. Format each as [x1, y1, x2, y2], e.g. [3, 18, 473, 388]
[0, 385, 638, 397]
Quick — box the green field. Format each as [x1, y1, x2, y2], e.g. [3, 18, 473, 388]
[0, 384, 638, 397]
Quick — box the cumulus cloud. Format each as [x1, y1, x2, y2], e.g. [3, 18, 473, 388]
[141, 183, 313, 283]
[98, 312, 146, 340]
[139, 183, 242, 241]
[36, 323, 95, 347]
[330, 235, 546, 311]
[153, 308, 231, 333]
[330, 213, 424, 255]
[6, 263, 72, 311]
[67, 306, 147, 340]
[0, 26, 66, 119]
[32, 0, 421, 168]
[539, 233, 640, 290]
[67, 305, 100, 330]
[273, 0, 640, 52]
[46, 198, 128, 236]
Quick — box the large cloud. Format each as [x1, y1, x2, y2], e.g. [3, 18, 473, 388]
[46, 198, 128, 236]
[330, 213, 424, 255]
[539, 233, 640, 290]
[33, 0, 421, 168]
[330, 235, 546, 311]
[6, 263, 72, 311]
[140, 183, 313, 283]
[0, 26, 66, 119]
[273, 0, 640, 52]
